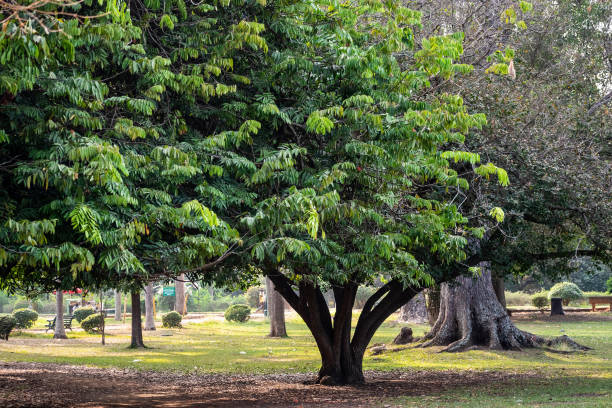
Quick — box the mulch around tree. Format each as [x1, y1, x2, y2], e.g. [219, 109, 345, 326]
[0, 361, 531, 407]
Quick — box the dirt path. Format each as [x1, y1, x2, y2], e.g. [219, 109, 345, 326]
[0, 361, 528, 407]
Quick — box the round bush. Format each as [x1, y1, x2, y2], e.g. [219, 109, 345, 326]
[80, 313, 104, 333]
[12, 308, 38, 329]
[224, 304, 250, 323]
[162, 311, 182, 328]
[73, 306, 96, 323]
[606, 276, 612, 294]
[548, 282, 584, 306]
[531, 292, 549, 311]
[0, 315, 17, 340]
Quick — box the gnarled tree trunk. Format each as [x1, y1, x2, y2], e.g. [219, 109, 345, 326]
[267, 271, 419, 385]
[420, 263, 589, 352]
[424, 287, 440, 325]
[144, 283, 156, 331]
[53, 290, 67, 339]
[114, 290, 122, 321]
[266, 277, 287, 337]
[130, 291, 145, 348]
[174, 274, 186, 315]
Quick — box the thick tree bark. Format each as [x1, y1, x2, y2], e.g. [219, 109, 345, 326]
[174, 274, 186, 315]
[144, 283, 156, 331]
[398, 291, 427, 324]
[114, 290, 122, 321]
[420, 263, 589, 352]
[266, 270, 419, 385]
[424, 287, 440, 325]
[266, 277, 287, 337]
[130, 291, 145, 348]
[53, 290, 67, 339]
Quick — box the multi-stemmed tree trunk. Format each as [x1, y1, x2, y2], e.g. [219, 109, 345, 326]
[265, 277, 287, 337]
[420, 263, 589, 352]
[114, 290, 122, 321]
[53, 290, 67, 339]
[174, 274, 186, 315]
[144, 283, 156, 331]
[267, 272, 419, 385]
[130, 291, 145, 348]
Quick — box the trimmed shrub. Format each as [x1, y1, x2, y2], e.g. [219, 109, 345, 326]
[80, 313, 104, 333]
[607, 276, 612, 294]
[531, 292, 549, 312]
[73, 306, 96, 323]
[548, 282, 584, 306]
[162, 311, 182, 328]
[224, 304, 250, 322]
[12, 308, 38, 329]
[0, 315, 17, 340]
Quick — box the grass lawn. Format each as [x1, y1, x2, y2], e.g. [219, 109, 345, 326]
[1, 312, 611, 407]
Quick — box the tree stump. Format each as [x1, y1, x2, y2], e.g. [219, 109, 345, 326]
[392, 327, 414, 345]
[550, 298, 565, 316]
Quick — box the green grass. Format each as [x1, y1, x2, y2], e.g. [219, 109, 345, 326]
[1, 312, 611, 406]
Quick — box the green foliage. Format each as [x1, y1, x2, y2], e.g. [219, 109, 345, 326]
[11, 299, 30, 311]
[80, 313, 104, 333]
[224, 304, 250, 323]
[531, 292, 549, 310]
[504, 291, 531, 306]
[12, 308, 38, 329]
[606, 277, 612, 294]
[0, 315, 17, 340]
[73, 307, 95, 323]
[355, 286, 377, 309]
[161, 311, 182, 328]
[246, 287, 262, 308]
[548, 282, 584, 304]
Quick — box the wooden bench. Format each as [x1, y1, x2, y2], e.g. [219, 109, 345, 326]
[588, 296, 612, 312]
[45, 315, 74, 332]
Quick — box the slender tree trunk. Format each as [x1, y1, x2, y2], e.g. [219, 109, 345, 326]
[174, 274, 186, 315]
[420, 263, 589, 352]
[53, 290, 67, 339]
[130, 291, 145, 348]
[114, 290, 122, 321]
[144, 283, 156, 331]
[99, 293, 105, 345]
[266, 277, 287, 337]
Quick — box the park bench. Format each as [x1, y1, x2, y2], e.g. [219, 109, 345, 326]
[588, 296, 612, 312]
[45, 315, 74, 332]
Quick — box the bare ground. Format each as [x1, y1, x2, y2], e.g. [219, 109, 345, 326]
[0, 361, 530, 408]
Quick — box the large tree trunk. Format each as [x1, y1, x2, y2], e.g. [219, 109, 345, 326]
[267, 271, 419, 385]
[424, 287, 440, 325]
[420, 263, 589, 352]
[398, 291, 428, 324]
[266, 277, 287, 337]
[114, 290, 122, 321]
[53, 290, 67, 339]
[492, 275, 506, 309]
[174, 274, 186, 315]
[130, 291, 145, 348]
[144, 283, 156, 331]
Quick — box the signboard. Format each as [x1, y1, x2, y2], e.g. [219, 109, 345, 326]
[162, 286, 175, 296]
